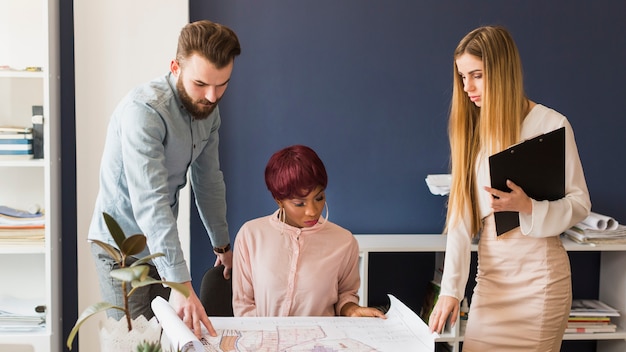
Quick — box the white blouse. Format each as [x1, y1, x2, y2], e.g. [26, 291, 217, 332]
[440, 104, 592, 300]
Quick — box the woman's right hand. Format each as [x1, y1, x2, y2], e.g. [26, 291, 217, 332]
[428, 295, 460, 334]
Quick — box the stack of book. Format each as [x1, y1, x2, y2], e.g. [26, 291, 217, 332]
[0, 295, 45, 332]
[566, 299, 619, 334]
[564, 211, 626, 245]
[0, 205, 45, 244]
[0, 126, 34, 159]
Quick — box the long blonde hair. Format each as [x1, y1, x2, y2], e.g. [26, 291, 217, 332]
[446, 26, 527, 237]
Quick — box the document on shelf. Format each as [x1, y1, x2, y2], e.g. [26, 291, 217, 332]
[152, 294, 439, 352]
[425, 174, 451, 196]
[0, 295, 46, 332]
[489, 127, 565, 235]
[578, 211, 620, 231]
[570, 299, 620, 317]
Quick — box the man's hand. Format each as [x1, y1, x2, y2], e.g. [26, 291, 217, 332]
[428, 295, 459, 334]
[214, 249, 233, 280]
[169, 281, 216, 338]
[484, 179, 532, 214]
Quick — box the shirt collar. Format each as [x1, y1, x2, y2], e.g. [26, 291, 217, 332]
[268, 209, 327, 236]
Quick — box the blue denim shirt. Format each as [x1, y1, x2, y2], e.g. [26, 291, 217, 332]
[88, 72, 229, 283]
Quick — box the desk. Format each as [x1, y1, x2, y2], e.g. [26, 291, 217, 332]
[153, 295, 437, 352]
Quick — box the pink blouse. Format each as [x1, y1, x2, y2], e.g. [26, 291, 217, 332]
[232, 210, 361, 317]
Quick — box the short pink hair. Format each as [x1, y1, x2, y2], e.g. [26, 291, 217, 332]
[265, 145, 328, 200]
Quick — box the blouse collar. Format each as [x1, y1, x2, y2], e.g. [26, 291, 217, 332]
[268, 209, 328, 236]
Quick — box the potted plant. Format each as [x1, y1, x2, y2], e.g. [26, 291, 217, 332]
[66, 212, 190, 351]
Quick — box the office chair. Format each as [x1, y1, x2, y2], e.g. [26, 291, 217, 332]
[199, 264, 234, 317]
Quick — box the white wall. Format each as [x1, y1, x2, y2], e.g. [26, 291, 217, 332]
[74, 2, 188, 351]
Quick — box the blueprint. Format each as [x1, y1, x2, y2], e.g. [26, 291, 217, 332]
[152, 295, 438, 352]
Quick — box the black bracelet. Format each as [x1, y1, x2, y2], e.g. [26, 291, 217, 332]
[213, 243, 231, 253]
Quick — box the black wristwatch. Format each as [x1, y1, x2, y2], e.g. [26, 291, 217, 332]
[213, 243, 231, 253]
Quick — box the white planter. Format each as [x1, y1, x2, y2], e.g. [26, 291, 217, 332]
[99, 315, 162, 352]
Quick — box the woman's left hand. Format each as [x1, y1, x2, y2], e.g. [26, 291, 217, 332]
[484, 179, 532, 215]
[341, 302, 387, 318]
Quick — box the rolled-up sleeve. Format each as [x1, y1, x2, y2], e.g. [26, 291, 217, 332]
[335, 236, 361, 315]
[190, 107, 230, 249]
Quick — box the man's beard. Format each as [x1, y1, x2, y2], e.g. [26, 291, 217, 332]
[177, 78, 218, 120]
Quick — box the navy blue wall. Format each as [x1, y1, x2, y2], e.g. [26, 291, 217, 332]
[189, 0, 626, 274]
[188, 0, 626, 312]
[188, 3, 623, 351]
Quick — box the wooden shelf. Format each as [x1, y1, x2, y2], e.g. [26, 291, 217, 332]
[0, 0, 60, 351]
[0, 71, 45, 79]
[354, 234, 626, 351]
[0, 243, 45, 254]
[0, 159, 45, 167]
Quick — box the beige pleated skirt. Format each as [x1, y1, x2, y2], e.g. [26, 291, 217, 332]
[463, 214, 571, 351]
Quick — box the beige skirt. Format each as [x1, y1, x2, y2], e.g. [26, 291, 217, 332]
[463, 214, 571, 352]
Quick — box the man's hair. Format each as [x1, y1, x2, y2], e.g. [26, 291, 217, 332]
[265, 145, 328, 201]
[176, 20, 241, 68]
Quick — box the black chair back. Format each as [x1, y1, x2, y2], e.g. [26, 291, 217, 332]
[199, 265, 234, 317]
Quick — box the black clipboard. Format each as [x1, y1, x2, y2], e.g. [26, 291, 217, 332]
[488, 127, 565, 236]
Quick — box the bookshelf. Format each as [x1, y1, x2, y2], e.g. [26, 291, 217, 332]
[0, 0, 61, 351]
[354, 234, 626, 352]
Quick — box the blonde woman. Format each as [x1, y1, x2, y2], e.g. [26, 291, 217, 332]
[428, 26, 590, 351]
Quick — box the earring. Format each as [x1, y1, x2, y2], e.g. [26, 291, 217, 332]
[279, 206, 286, 223]
[321, 201, 330, 223]
[279, 206, 286, 234]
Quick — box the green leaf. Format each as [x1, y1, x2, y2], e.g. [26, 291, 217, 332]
[103, 212, 127, 249]
[66, 302, 124, 350]
[131, 252, 165, 267]
[128, 277, 162, 296]
[90, 239, 122, 263]
[135, 340, 163, 352]
[122, 234, 147, 256]
[131, 277, 160, 287]
[110, 266, 149, 282]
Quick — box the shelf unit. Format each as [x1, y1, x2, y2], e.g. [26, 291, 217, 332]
[0, 0, 61, 351]
[354, 234, 626, 352]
